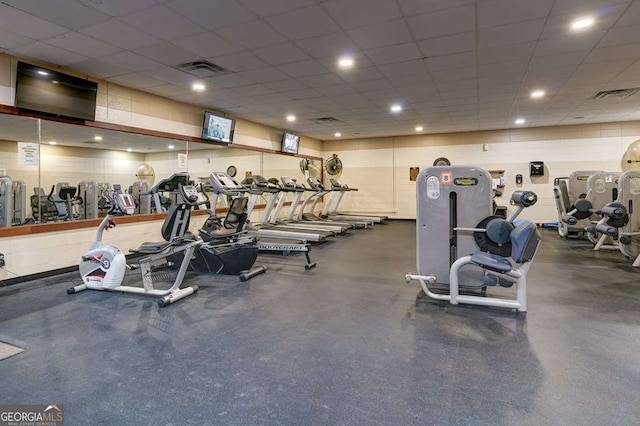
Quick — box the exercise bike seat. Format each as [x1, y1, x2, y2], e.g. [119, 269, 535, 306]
[470, 252, 512, 273]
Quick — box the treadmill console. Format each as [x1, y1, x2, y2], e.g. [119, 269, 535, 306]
[251, 175, 280, 192]
[209, 172, 243, 191]
[307, 177, 325, 191]
[150, 173, 190, 193]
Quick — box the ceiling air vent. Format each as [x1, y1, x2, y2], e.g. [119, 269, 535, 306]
[174, 60, 229, 78]
[592, 88, 639, 100]
[312, 117, 342, 124]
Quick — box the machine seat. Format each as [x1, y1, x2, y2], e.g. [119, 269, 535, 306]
[470, 252, 512, 273]
[134, 241, 174, 254]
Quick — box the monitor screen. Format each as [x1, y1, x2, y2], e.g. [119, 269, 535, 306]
[281, 132, 300, 154]
[202, 111, 235, 143]
[15, 61, 98, 121]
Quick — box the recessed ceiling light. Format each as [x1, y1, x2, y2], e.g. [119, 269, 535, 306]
[530, 90, 545, 98]
[192, 82, 205, 92]
[168, 145, 175, 149]
[571, 17, 594, 30]
[390, 104, 402, 113]
[515, 118, 526, 125]
[37, 70, 48, 76]
[126, 148, 132, 152]
[335, 132, 342, 137]
[48, 141, 57, 145]
[94, 135, 103, 141]
[286, 114, 296, 122]
[338, 57, 354, 68]
[415, 126, 424, 132]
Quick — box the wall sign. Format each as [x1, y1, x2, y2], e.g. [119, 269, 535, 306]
[18, 142, 39, 166]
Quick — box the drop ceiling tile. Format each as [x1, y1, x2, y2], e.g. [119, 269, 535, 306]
[365, 42, 423, 66]
[316, 84, 356, 96]
[338, 67, 384, 83]
[295, 32, 359, 59]
[479, 72, 524, 87]
[80, 20, 159, 49]
[98, 51, 161, 72]
[168, 0, 255, 31]
[598, 24, 640, 47]
[121, 5, 205, 41]
[139, 66, 194, 86]
[216, 20, 286, 50]
[615, 1, 640, 27]
[232, 84, 273, 96]
[10, 42, 87, 66]
[347, 19, 412, 50]
[205, 73, 256, 88]
[534, 30, 606, 56]
[0, 4, 68, 39]
[431, 67, 477, 82]
[425, 51, 475, 72]
[0, 30, 35, 50]
[437, 78, 477, 92]
[323, 0, 402, 30]
[264, 79, 308, 92]
[478, 18, 546, 49]
[389, 73, 433, 87]
[350, 79, 393, 92]
[173, 32, 245, 58]
[298, 73, 345, 88]
[551, 0, 630, 15]
[282, 88, 322, 100]
[528, 51, 590, 70]
[253, 42, 311, 66]
[377, 59, 429, 78]
[4, 0, 110, 30]
[106, 72, 166, 88]
[132, 42, 200, 66]
[238, 0, 316, 17]
[209, 51, 268, 72]
[477, 42, 536, 64]
[239, 66, 290, 83]
[68, 59, 129, 78]
[584, 43, 640, 63]
[418, 32, 475, 58]
[407, 5, 476, 40]
[478, 60, 529, 77]
[265, 5, 339, 40]
[478, 0, 554, 29]
[82, 0, 159, 17]
[573, 58, 636, 76]
[43, 31, 121, 58]
[361, 88, 400, 100]
[276, 59, 329, 78]
[397, 0, 475, 16]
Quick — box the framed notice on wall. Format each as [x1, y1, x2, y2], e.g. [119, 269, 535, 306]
[18, 142, 39, 166]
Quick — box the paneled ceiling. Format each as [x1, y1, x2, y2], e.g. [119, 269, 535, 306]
[1, 0, 640, 140]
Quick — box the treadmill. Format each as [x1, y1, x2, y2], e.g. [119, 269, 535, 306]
[206, 172, 317, 269]
[322, 178, 388, 224]
[273, 176, 350, 233]
[247, 175, 334, 241]
[302, 178, 371, 228]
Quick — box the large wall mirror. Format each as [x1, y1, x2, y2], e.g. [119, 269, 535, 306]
[0, 112, 321, 232]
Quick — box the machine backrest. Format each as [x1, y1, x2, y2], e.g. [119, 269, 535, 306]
[616, 170, 640, 233]
[160, 204, 191, 241]
[510, 221, 542, 263]
[557, 179, 571, 212]
[224, 196, 249, 231]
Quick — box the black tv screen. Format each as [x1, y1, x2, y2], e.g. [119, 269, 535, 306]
[15, 61, 97, 121]
[281, 132, 300, 154]
[202, 111, 235, 143]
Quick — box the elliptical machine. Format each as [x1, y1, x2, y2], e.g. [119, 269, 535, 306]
[162, 183, 267, 281]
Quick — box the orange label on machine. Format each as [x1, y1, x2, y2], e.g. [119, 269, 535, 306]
[440, 171, 453, 185]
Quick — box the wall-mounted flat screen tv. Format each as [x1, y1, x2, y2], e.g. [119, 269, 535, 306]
[281, 132, 300, 154]
[202, 111, 235, 143]
[15, 61, 98, 121]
